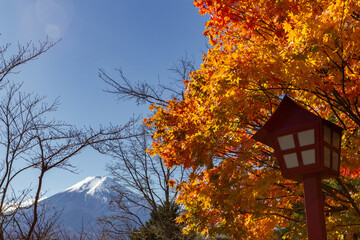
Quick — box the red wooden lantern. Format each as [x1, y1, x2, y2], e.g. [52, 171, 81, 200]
[253, 96, 342, 180]
[253, 96, 343, 240]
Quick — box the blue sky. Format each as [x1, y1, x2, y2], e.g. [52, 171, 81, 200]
[1, 0, 207, 196]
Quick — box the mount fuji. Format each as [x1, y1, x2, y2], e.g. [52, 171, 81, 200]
[39, 176, 150, 235]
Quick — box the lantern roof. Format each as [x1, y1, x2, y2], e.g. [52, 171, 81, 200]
[253, 96, 343, 148]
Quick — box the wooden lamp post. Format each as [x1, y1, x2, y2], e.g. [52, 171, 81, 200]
[252, 96, 343, 240]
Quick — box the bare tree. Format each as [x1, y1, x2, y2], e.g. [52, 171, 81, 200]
[99, 53, 196, 106]
[0, 82, 138, 240]
[0, 35, 151, 239]
[97, 55, 199, 239]
[96, 125, 189, 239]
[0, 37, 57, 83]
[6, 202, 62, 240]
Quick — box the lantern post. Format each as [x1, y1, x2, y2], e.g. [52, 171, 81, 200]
[252, 96, 343, 240]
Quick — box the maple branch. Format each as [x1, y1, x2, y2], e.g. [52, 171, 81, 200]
[265, 212, 304, 223]
[332, 90, 360, 126]
[255, 194, 299, 201]
[312, 86, 360, 132]
[0, 39, 59, 82]
[99, 68, 166, 106]
[322, 184, 350, 204]
[314, 90, 348, 129]
[336, 178, 360, 217]
[225, 4, 277, 40]
[351, 11, 360, 21]
[329, 223, 360, 230]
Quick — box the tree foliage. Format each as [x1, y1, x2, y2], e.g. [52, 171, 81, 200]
[129, 203, 200, 240]
[146, 0, 360, 239]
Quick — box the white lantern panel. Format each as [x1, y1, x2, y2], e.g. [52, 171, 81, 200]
[278, 134, 295, 150]
[283, 153, 299, 169]
[298, 129, 315, 147]
[301, 149, 316, 165]
[332, 152, 339, 171]
[324, 146, 331, 168]
[324, 125, 331, 144]
[332, 131, 341, 149]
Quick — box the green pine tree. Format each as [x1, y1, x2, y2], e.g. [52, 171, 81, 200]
[130, 203, 201, 240]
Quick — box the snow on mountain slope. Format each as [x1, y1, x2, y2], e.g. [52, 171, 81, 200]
[65, 176, 114, 195]
[40, 176, 149, 235]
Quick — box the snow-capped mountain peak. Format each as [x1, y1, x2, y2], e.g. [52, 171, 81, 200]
[63, 176, 116, 196]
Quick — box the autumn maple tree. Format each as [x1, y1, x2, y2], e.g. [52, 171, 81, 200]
[146, 0, 360, 239]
